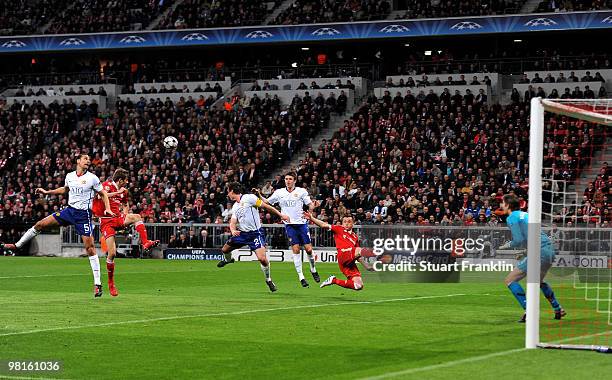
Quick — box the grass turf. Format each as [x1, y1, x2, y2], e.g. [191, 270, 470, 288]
[0, 256, 610, 380]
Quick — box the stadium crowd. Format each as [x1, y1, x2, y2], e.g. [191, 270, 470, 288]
[1, 89, 610, 254]
[573, 162, 612, 226]
[1, 47, 608, 89]
[156, 0, 277, 29]
[271, 0, 391, 25]
[390, 49, 611, 78]
[282, 89, 611, 227]
[0, 91, 337, 237]
[0, 58, 229, 90]
[395, 0, 525, 20]
[2, 0, 611, 38]
[512, 85, 608, 102]
[45, 0, 173, 34]
[536, 0, 612, 12]
[0, 0, 71, 36]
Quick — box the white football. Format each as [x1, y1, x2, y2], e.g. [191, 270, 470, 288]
[163, 136, 178, 149]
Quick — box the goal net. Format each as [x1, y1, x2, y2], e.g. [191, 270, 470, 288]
[528, 98, 612, 353]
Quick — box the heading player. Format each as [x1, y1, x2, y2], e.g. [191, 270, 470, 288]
[256, 172, 320, 287]
[217, 182, 290, 292]
[500, 194, 566, 322]
[1, 154, 114, 297]
[304, 212, 373, 291]
[91, 168, 160, 297]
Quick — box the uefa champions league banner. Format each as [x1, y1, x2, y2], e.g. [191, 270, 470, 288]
[163, 249, 225, 260]
[0, 11, 611, 53]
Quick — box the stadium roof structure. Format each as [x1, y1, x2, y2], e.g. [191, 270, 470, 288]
[0, 11, 610, 54]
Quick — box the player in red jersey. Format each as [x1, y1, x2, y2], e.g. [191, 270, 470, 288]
[92, 168, 159, 296]
[304, 212, 372, 290]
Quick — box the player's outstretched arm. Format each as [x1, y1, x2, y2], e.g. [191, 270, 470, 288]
[36, 186, 68, 195]
[259, 202, 290, 222]
[107, 187, 127, 198]
[97, 190, 116, 217]
[303, 211, 330, 229]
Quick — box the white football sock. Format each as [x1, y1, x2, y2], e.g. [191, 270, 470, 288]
[15, 227, 40, 248]
[260, 263, 271, 281]
[306, 252, 317, 272]
[89, 254, 101, 286]
[293, 253, 305, 280]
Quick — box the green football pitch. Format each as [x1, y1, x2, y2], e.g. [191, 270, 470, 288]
[0, 257, 610, 380]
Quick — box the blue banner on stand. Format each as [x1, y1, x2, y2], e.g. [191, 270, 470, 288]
[0, 11, 610, 53]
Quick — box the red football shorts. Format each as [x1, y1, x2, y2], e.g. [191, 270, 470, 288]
[99, 215, 126, 240]
[338, 251, 361, 279]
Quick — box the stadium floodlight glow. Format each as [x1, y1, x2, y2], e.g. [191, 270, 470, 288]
[424, 50, 432, 56]
[528, 97, 612, 352]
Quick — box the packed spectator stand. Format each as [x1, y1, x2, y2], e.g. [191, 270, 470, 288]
[394, 0, 526, 20]
[271, 0, 391, 25]
[1, 46, 608, 93]
[45, 0, 173, 34]
[156, 0, 277, 29]
[512, 69, 610, 102]
[535, 0, 612, 13]
[0, 88, 341, 247]
[3, 0, 609, 37]
[0, 0, 70, 36]
[1, 54, 611, 247]
[1, 2, 612, 253]
[288, 89, 610, 228]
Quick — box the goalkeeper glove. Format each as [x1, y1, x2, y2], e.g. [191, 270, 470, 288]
[498, 241, 512, 250]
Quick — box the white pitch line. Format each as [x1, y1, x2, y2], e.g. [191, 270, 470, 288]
[357, 347, 527, 380]
[357, 331, 612, 380]
[0, 269, 211, 280]
[0, 294, 468, 338]
[552, 330, 612, 344]
[0, 376, 72, 380]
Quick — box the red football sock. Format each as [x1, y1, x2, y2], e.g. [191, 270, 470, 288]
[332, 278, 355, 289]
[135, 221, 149, 243]
[107, 262, 115, 282]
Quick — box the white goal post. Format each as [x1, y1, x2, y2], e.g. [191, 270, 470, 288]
[527, 97, 612, 350]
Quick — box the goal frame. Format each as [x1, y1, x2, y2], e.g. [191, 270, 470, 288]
[527, 97, 612, 350]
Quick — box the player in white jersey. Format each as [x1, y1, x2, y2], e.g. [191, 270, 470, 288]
[217, 182, 290, 292]
[256, 172, 320, 287]
[1, 154, 115, 297]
